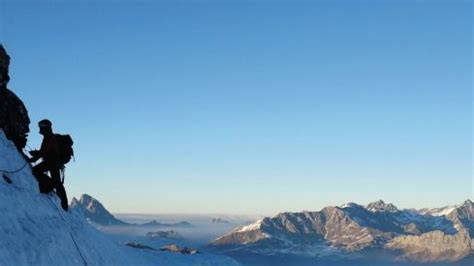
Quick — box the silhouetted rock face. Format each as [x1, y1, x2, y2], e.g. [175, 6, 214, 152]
[0, 89, 30, 150]
[0, 45, 30, 150]
[70, 194, 128, 226]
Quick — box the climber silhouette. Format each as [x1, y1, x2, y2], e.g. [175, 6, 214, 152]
[29, 119, 69, 211]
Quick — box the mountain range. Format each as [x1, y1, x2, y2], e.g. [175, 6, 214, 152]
[211, 200, 474, 263]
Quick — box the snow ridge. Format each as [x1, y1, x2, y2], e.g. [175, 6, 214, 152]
[236, 219, 263, 232]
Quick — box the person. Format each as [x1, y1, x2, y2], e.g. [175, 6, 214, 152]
[29, 119, 69, 211]
[0, 44, 30, 152]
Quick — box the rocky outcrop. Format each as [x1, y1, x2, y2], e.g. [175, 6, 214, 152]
[126, 242, 157, 251]
[0, 45, 30, 150]
[322, 207, 377, 251]
[160, 244, 199, 255]
[127, 243, 199, 255]
[146, 230, 183, 240]
[447, 200, 474, 236]
[386, 229, 472, 262]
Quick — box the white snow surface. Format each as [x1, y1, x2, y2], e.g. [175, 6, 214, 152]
[419, 206, 458, 217]
[235, 219, 263, 232]
[0, 131, 239, 266]
[339, 202, 361, 209]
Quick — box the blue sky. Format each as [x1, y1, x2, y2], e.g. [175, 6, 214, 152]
[1, 1, 471, 215]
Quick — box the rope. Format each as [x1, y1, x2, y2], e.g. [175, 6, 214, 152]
[70, 232, 88, 266]
[0, 161, 29, 174]
[48, 196, 66, 221]
[47, 196, 87, 266]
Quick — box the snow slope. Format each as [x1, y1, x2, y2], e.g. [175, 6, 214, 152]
[0, 130, 239, 266]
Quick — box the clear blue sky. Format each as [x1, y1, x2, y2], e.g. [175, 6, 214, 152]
[1, 1, 471, 215]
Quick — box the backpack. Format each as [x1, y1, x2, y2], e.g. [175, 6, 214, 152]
[55, 134, 74, 165]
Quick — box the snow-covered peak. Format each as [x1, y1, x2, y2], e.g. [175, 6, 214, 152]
[339, 202, 363, 209]
[236, 219, 263, 232]
[80, 193, 94, 202]
[416, 200, 472, 217]
[366, 200, 399, 213]
[462, 199, 473, 208]
[419, 205, 459, 217]
[437, 207, 457, 216]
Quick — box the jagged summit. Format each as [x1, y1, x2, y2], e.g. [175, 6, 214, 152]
[70, 194, 100, 211]
[366, 200, 399, 213]
[463, 199, 473, 207]
[79, 193, 94, 202]
[70, 194, 96, 209]
[70, 194, 128, 226]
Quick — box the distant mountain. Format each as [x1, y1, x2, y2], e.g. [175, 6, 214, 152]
[139, 220, 193, 228]
[211, 200, 474, 263]
[146, 230, 183, 240]
[212, 218, 230, 224]
[70, 194, 129, 226]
